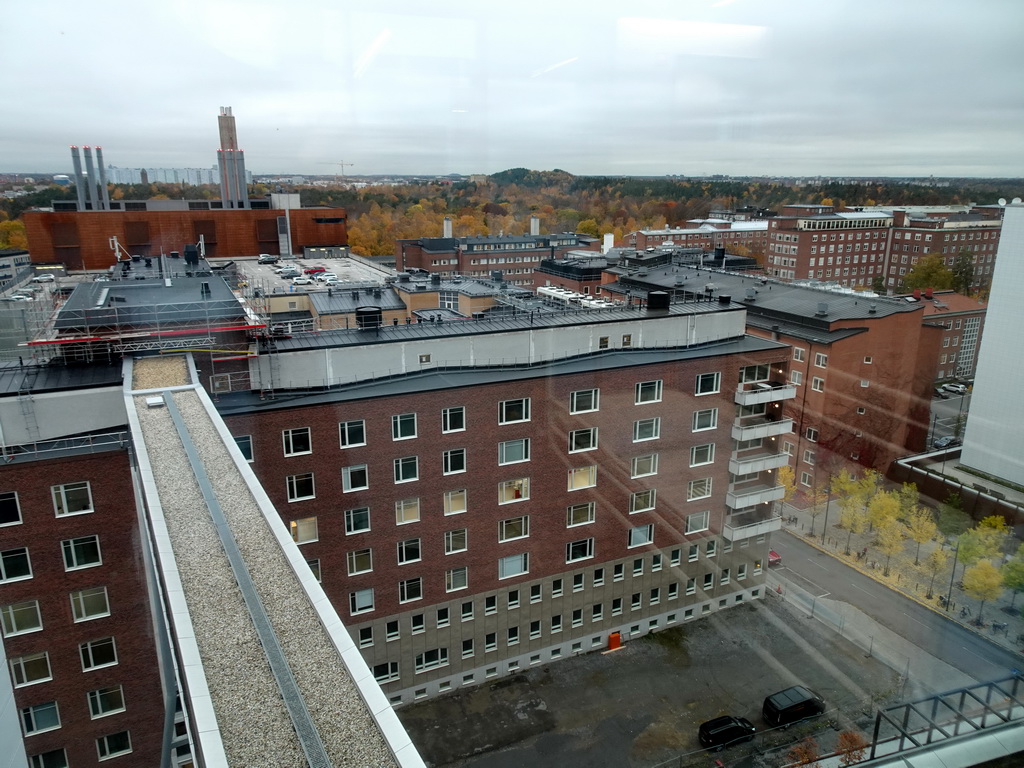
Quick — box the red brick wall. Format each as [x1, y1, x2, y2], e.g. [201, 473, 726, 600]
[0, 451, 164, 767]
[224, 346, 785, 621]
[24, 209, 347, 270]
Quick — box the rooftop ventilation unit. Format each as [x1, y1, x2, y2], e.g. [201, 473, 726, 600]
[815, 302, 829, 317]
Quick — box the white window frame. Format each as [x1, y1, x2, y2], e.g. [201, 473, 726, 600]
[566, 502, 596, 527]
[692, 408, 718, 431]
[339, 420, 366, 448]
[498, 478, 530, 504]
[52, 481, 93, 517]
[444, 528, 468, 554]
[631, 454, 659, 478]
[344, 506, 370, 534]
[629, 489, 656, 513]
[570, 388, 599, 414]
[88, 685, 126, 719]
[686, 510, 710, 534]
[347, 548, 373, 575]
[446, 567, 468, 592]
[400, 577, 423, 604]
[499, 516, 530, 542]
[286, 473, 315, 502]
[289, 517, 318, 544]
[234, 435, 254, 462]
[498, 553, 529, 579]
[444, 489, 467, 515]
[80, 637, 117, 671]
[282, 427, 312, 457]
[695, 371, 721, 395]
[0, 547, 32, 582]
[21, 701, 60, 735]
[392, 413, 417, 441]
[814, 352, 828, 368]
[689, 443, 715, 467]
[350, 588, 375, 615]
[628, 524, 654, 548]
[395, 498, 421, 525]
[443, 448, 467, 475]
[499, 398, 531, 424]
[341, 464, 368, 492]
[498, 438, 530, 465]
[566, 538, 594, 563]
[687, 478, 712, 501]
[442, 406, 466, 433]
[567, 465, 597, 491]
[568, 427, 598, 453]
[10, 651, 52, 687]
[393, 456, 419, 483]
[96, 731, 132, 760]
[811, 377, 825, 392]
[635, 380, 663, 404]
[633, 417, 661, 442]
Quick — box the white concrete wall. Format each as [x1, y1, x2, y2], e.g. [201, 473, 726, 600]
[0, 639, 29, 768]
[252, 310, 746, 390]
[0, 386, 126, 445]
[960, 203, 1024, 486]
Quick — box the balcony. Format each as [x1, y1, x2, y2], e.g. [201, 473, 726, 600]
[731, 416, 794, 442]
[729, 450, 791, 476]
[723, 506, 783, 541]
[734, 381, 797, 407]
[726, 480, 786, 510]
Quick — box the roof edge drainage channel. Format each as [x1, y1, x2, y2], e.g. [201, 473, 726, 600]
[161, 392, 334, 768]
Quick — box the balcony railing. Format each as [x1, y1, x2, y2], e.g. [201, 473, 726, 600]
[731, 417, 794, 442]
[729, 450, 791, 476]
[726, 481, 786, 510]
[723, 507, 783, 541]
[734, 381, 797, 407]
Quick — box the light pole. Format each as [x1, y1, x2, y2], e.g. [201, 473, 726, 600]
[820, 474, 832, 546]
[944, 538, 961, 612]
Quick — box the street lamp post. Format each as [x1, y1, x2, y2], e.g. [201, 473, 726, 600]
[820, 474, 832, 547]
[944, 538, 961, 612]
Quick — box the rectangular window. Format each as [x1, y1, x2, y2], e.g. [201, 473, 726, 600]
[444, 489, 467, 515]
[498, 553, 529, 579]
[687, 478, 712, 501]
[671, 549, 681, 566]
[692, 408, 718, 431]
[721, 568, 731, 585]
[706, 540, 717, 557]
[508, 626, 520, 645]
[530, 584, 542, 603]
[445, 528, 467, 554]
[394, 456, 419, 483]
[551, 615, 563, 633]
[791, 370, 803, 385]
[629, 489, 656, 513]
[399, 577, 423, 603]
[566, 501, 595, 527]
[0, 547, 31, 582]
[628, 524, 654, 548]
[374, 662, 400, 682]
[530, 620, 542, 639]
[612, 598, 623, 616]
[703, 573, 714, 590]
[96, 731, 132, 759]
[71, 587, 110, 622]
[499, 398, 531, 424]
[28, 750, 67, 768]
[80, 637, 117, 670]
[622, 334, 632, 347]
[359, 626, 374, 647]
[442, 406, 466, 433]
[571, 609, 583, 628]
[283, 427, 311, 456]
[446, 566, 468, 592]
[567, 465, 597, 491]
[686, 578, 696, 595]
[811, 377, 825, 392]
[631, 454, 658, 478]
[339, 420, 366, 448]
[392, 413, 417, 440]
[635, 380, 663, 404]
[568, 427, 598, 453]
[738, 563, 748, 580]
[566, 538, 594, 563]
[462, 639, 474, 658]
[633, 558, 644, 576]
[650, 587, 661, 605]
[498, 438, 530, 465]
[498, 478, 530, 504]
[443, 448, 467, 475]
[62, 535, 101, 571]
[689, 443, 715, 467]
[633, 417, 661, 442]
[598, 336, 609, 349]
[290, 517, 318, 544]
[346, 548, 373, 575]
[814, 353, 828, 368]
[801, 471, 813, 486]
[806, 427, 819, 442]
[652, 553, 662, 571]
[461, 601, 474, 621]
[88, 686, 125, 719]
[397, 539, 421, 565]
[234, 435, 254, 462]
[631, 592, 642, 610]
[803, 449, 816, 466]
[696, 372, 721, 395]
[613, 564, 624, 581]
[342, 465, 368, 492]
[395, 498, 420, 525]
[793, 347, 806, 362]
[552, 578, 563, 596]
[286, 473, 315, 501]
[52, 482, 93, 516]
[10, 651, 51, 687]
[686, 510, 710, 534]
[572, 573, 584, 592]
[499, 516, 529, 542]
[570, 388, 599, 413]
[344, 507, 370, 534]
[21, 701, 60, 735]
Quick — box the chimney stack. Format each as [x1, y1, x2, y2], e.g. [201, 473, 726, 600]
[443, 216, 453, 239]
[82, 146, 100, 211]
[70, 146, 87, 211]
[95, 147, 111, 210]
[602, 233, 614, 254]
[530, 215, 540, 236]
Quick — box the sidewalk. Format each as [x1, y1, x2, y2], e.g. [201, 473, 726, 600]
[776, 497, 1024, 657]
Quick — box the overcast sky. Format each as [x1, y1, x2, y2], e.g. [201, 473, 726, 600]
[6, 0, 1023, 178]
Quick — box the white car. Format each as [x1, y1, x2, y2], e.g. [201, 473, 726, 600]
[942, 383, 967, 395]
[31, 274, 55, 283]
[291, 276, 314, 286]
[315, 272, 338, 282]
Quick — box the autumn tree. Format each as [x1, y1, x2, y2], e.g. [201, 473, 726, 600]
[951, 250, 976, 295]
[937, 493, 971, 537]
[0, 220, 28, 250]
[834, 470, 869, 555]
[837, 730, 870, 766]
[787, 736, 821, 767]
[867, 490, 900, 533]
[808, 486, 829, 537]
[962, 559, 1003, 623]
[925, 548, 950, 599]
[906, 507, 938, 565]
[875, 519, 905, 577]
[902, 254, 954, 291]
[1002, 544, 1024, 608]
[776, 464, 796, 517]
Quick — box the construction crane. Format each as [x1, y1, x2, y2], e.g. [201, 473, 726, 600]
[318, 161, 354, 182]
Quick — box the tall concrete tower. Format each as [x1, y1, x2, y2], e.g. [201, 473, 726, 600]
[217, 106, 249, 209]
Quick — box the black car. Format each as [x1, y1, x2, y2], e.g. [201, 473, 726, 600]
[762, 686, 826, 728]
[932, 435, 962, 449]
[698, 715, 756, 750]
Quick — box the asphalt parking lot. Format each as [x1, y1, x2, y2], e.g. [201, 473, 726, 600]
[397, 596, 900, 768]
[233, 256, 387, 294]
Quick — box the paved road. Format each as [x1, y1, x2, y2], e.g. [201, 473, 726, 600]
[772, 533, 1020, 684]
[928, 391, 970, 444]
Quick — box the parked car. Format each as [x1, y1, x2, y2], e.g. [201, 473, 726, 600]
[762, 686, 826, 728]
[314, 272, 338, 282]
[933, 388, 950, 399]
[933, 435, 962, 449]
[276, 268, 301, 278]
[322, 278, 342, 287]
[30, 274, 55, 283]
[303, 266, 327, 275]
[291, 277, 314, 286]
[257, 254, 278, 264]
[768, 550, 782, 567]
[698, 715, 756, 751]
[942, 383, 967, 395]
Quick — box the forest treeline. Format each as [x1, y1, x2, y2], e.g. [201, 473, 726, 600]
[3, 169, 1024, 257]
